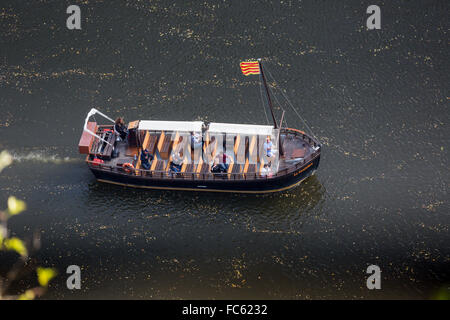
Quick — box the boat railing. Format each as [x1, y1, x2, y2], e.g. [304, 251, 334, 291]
[283, 127, 320, 148]
[87, 149, 320, 181]
[86, 127, 320, 181]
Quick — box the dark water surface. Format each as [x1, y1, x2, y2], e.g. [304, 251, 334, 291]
[0, 0, 448, 299]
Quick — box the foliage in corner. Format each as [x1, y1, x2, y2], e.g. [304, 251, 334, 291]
[0, 150, 57, 300]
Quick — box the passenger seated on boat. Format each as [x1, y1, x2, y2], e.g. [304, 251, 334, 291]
[170, 149, 183, 173]
[263, 136, 276, 166]
[140, 148, 153, 170]
[191, 132, 202, 149]
[211, 152, 231, 173]
[263, 136, 273, 157]
[114, 117, 128, 141]
[211, 158, 224, 173]
[260, 164, 272, 177]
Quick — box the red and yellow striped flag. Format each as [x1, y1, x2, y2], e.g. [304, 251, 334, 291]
[240, 61, 260, 76]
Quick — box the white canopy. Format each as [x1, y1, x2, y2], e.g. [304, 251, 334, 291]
[138, 120, 203, 132]
[208, 122, 274, 136]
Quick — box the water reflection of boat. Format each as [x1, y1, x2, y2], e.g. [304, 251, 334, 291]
[78, 60, 321, 193]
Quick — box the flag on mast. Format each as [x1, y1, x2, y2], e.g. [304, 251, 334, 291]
[240, 61, 260, 76]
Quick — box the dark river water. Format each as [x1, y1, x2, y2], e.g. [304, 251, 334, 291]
[0, 0, 448, 299]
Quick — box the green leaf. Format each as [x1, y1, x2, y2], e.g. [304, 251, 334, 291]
[37, 267, 57, 287]
[18, 289, 36, 300]
[4, 237, 28, 257]
[7, 196, 26, 215]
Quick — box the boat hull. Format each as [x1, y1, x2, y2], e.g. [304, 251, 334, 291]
[89, 154, 320, 194]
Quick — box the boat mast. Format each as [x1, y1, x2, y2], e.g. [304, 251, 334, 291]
[258, 59, 278, 129]
[258, 59, 285, 156]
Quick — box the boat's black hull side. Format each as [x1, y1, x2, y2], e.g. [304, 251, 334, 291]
[89, 155, 320, 193]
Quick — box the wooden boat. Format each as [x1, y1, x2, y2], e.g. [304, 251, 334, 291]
[78, 60, 321, 193]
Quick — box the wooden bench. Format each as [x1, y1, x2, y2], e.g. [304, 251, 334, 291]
[156, 130, 166, 155]
[147, 134, 160, 155]
[148, 159, 165, 177]
[180, 157, 189, 173]
[159, 132, 176, 159]
[248, 136, 256, 158]
[196, 158, 204, 174]
[194, 158, 210, 178]
[183, 160, 197, 175]
[199, 162, 210, 174]
[155, 160, 165, 172]
[242, 158, 257, 179]
[234, 134, 241, 155]
[230, 163, 243, 180]
[247, 164, 257, 173]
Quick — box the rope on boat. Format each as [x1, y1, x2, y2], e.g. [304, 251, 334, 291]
[263, 64, 321, 145]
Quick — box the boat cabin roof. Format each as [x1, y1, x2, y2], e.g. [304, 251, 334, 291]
[209, 122, 274, 136]
[138, 120, 276, 137]
[138, 120, 203, 132]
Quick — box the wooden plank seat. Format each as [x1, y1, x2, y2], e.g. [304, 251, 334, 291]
[199, 162, 210, 174]
[148, 159, 165, 177]
[147, 134, 159, 155]
[184, 162, 196, 174]
[155, 160, 165, 171]
[156, 131, 166, 155]
[195, 158, 204, 176]
[180, 158, 189, 173]
[196, 160, 213, 179]
[248, 136, 256, 158]
[150, 155, 159, 171]
[234, 134, 241, 155]
[243, 159, 257, 179]
[159, 132, 175, 159]
[232, 164, 242, 174]
[230, 163, 244, 179]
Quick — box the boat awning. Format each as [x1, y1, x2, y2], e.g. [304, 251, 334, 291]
[138, 120, 203, 132]
[208, 122, 274, 136]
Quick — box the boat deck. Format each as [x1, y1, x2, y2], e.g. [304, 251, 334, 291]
[89, 126, 316, 179]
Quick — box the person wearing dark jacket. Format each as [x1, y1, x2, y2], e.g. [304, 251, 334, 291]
[140, 149, 153, 170]
[114, 117, 128, 141]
